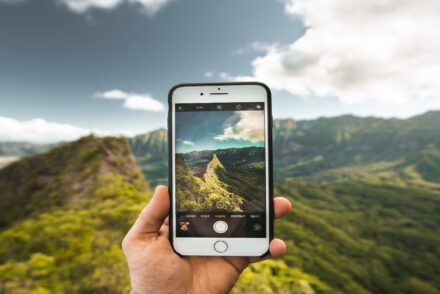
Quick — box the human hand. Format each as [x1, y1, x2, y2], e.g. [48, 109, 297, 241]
[122, 186, 292, 294]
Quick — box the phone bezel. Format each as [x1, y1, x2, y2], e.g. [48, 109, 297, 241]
[168, 82, 274, 256]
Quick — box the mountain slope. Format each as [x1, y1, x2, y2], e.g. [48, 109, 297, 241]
[0, 135, 144, 228]
[130, 111, 440, 183]
[128, 129, 168, 186]
[176, 147, 266, 212]
[0, 136, 150, 293]
[175, 153, 244, 212]
[275, 173, 440, 294]
[273, 111, 440, 180]
[132, 111, 440, 293]
[1, 111, 439, 293]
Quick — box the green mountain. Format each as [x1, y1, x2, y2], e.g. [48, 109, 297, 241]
[273, 111, 440, 180]
[0, 136, 149, 293]
[272, 166, 440, 293]
[130, 111, 440, 184]
[176, 147, 266, 212]
[0, 111, 439, 293]
[176, 153, 245, 212]
[128, 128, 168, 186]
[128, 111, 440, 293]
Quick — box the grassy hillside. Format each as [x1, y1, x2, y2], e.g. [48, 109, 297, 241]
[273, 111, 440, 180]
[276, 170, 440, 293]
[176, 153, 245, 212]
[0, 136, 150, 293]
[233, 149, 440, 294]
[0, 111, 439, 293]
[131, 111, 440, 293]
[181, 147, 266, 212]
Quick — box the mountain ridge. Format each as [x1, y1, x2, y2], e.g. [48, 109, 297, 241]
[2, 111, 438, 185]
[0, 135, 146, 228]
[129, 110, 440, 183]
[0, 111, 439, 293]
[0, 135, 150, 293]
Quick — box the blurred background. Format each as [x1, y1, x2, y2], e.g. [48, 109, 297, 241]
[0, 0, 439, 293]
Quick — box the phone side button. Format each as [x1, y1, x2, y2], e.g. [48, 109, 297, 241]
[213, 241, 228, 253]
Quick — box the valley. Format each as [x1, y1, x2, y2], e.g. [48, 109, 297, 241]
[0, 111, 439, 293]
[176, 147, 265, 212]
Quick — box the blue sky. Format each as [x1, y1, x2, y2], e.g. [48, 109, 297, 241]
[0, 0, 439, 143]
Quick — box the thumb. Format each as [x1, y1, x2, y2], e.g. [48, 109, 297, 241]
[129, 186, 170, 236]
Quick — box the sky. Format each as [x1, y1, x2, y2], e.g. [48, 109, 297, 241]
[176, 110, 264, 153]
[0, 0, 439, 143]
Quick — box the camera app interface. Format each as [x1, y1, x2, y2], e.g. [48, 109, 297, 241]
[175, 102, 266, 238]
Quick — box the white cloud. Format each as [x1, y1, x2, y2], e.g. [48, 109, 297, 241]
[58, 0, 122, 13]
[96, 89, 127, 99]
[182, 140, 194, 146]
[0, 116, 94, 143]
[58, 0, 171, 14]
[215, 111, 264, 143]
[0, 0, 171, 14]
[95, 89, 165, 112]
[204, 71, 214, 78]
[230, 0, 440, 105]
[0, 116, 144, 143]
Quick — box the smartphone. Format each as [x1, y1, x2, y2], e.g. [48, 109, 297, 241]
[168, 82, 273, 256]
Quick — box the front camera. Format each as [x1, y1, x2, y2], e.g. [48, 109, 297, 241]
[200, 93, 204, 96]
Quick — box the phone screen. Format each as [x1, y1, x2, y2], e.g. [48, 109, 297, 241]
[175, 102, 267, 238]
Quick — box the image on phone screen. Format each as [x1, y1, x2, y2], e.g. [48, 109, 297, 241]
[175, 102, 266, 238]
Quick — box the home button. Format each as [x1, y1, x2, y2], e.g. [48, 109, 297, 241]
[213, 241, 228, 253]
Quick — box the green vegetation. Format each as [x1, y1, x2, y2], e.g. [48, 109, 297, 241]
[274, 170, 440, 293]
[273, 111, 440, 180]
[176, 147, 266, 212]
[233, 260, 331, 294]
[0, 136, 150, 293]
[0, 111, 439, 293]
[176, 153, 244, 212]
[179, 146, 266, 212]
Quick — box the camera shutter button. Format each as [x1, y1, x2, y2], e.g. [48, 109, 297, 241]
[213, 221, 228, 233]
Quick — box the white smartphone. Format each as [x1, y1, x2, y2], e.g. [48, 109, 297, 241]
[168, 82, 273, 256]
